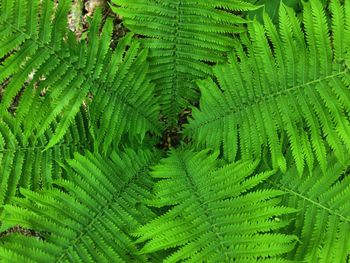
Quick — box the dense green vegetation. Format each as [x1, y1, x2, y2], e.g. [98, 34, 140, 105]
[0, 0, 349, 262]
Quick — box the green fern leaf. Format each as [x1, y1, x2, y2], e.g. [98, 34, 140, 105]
[0, 111, 91, 215]
[0, 0, 160, 150]
[0, 148, 161, 262]
[111, 0, 257, 124]
[185, 0, 350, 174]
[269, 155, 350, 262]
[135, 149, 297, 262]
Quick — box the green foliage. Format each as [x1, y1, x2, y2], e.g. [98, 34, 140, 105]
[0, 149, 160, 262]
[111, 0, 257, 124]
[0, 111, 91, 213]
[246, 0, 303, 22]
[0, 0, 160, 151]
[135, 149, 297, 262]
[185, 0, 350, 175]
[270, 155, 350, 262]
[0, 0, 350, 262]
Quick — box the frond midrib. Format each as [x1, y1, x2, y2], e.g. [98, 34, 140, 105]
[0, 141, 89, 153]
[3, 19, 160, 132]
[268, 179, 350, 224]
[188, 70, 348, 130]
[168, 0, 181, 124]
[176, 153, 230, 261]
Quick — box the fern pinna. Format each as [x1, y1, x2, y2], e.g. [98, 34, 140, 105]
[0, 0, 350, 262]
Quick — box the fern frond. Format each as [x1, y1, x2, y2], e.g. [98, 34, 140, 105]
[0, 148, 161, 262]
[0, 111, 91, 214]
[185, 0, 350, 174]
[87, 33, 161, 153]
[135, 149, 296, 262]
[0, 0, 160, 150]
[111, 0, 257, 124]
[269, 155, 350, 262]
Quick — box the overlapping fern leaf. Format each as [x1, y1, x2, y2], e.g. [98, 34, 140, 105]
[185, 0, 350, 174]
[135, 149, 296, 262]
[0, 110, 91, 215]
[0, 0, 160, 150]
[0, 148, 161, 262]
[269, 155, 350, 262]
[88, 33, 161, 153]
[111, 0, 257, 124]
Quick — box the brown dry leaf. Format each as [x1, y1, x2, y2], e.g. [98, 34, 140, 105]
[85, 0, 105, 15]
